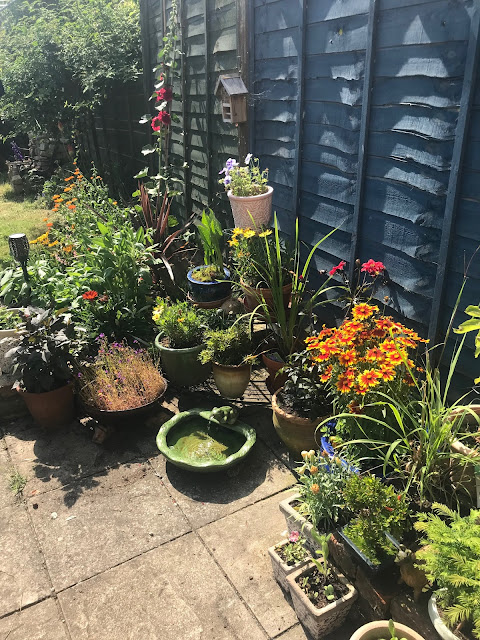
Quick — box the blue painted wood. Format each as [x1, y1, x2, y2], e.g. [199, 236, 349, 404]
[428, 5, 480, 343]
[349, 0, 377, 276]
[375, 42, 468, 78]
[292, 0, 306, 222]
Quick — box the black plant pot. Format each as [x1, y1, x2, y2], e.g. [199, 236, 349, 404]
[336, 527, 400, 575]
[187, 266, 231, 303]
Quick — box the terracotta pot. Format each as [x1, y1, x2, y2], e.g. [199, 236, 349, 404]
[155, 336, 211, 387]
[272, 389, 326, 456]
[268, 539, 311, 592]
[448, 405, 480, 505]
[241, 278, 292, 316]
[227, 185, 273, 227]
[287, 563, 357, 639]
[21, 383, 75, 430]
[262, 352, 287, 393]
[212, 362, 251, 399]
[350, 620, 426, 640]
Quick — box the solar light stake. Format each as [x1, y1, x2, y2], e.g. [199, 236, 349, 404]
[8, 233, 30, 283]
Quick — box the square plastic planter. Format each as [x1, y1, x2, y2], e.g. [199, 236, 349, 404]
[336, 528, 400, 576]
[287, 562, 357, 639]
[268, 539, 311, 592]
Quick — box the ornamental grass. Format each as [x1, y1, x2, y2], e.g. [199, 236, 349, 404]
[79, 339, 165, 411]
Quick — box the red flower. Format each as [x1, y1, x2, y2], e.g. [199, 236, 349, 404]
[151, 111, 171, 131]
[329, 260, 346, 277]
[156, 87, 173, 102]
[361, 259, 385, 276]
[82, 290, 98, 300]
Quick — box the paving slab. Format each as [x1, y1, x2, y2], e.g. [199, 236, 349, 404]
[198, 490, 299, 638]
[58, 532, 266, 640]
[28, 462, 191, 592]
[4, 418, 140, 498]
[0, 437, 16, 510]
[0, 597, 69, 640]
[146, 438, 295, 529]
[0, 504, 51, 617]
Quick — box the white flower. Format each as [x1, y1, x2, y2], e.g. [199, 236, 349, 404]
[245, 153, 253, 165]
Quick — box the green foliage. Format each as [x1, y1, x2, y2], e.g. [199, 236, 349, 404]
[276, 532, 309, 567]
[378, 620, 408, 640]
[280, 349, 331, 421]
[415, 504, 480, 639]
[343, 474, 409, 566]
[0, 0, 141, 134]
[455, 304, 480, 381]
[199, 322, 253, 366]
[295, 450, 353, 531]
[9, 471, 27, 495]
[152, 300, 208, 349]
[197, 209, 224, 273]
[6, 307, 76, 393]
[0, 306, 21, 329]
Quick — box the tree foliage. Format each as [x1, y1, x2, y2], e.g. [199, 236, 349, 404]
[0, 0, 141, 135]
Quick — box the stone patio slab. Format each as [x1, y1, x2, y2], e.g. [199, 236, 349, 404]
[4, 418, 140, 497]
[146, 438, 295, 529]
[58, 532, 266, 640]
[0, 597, 69, 640]
[28, 462, 191, 591]
[0, 504, 51, 617]
[198, 490, 299, 638]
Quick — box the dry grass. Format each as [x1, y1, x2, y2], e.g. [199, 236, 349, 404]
[79, 341, 166, 411]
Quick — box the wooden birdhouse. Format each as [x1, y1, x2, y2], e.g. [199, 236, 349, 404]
[215, 74, 248, 124]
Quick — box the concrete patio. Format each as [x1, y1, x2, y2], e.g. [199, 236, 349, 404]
[0, 373, 360, 639]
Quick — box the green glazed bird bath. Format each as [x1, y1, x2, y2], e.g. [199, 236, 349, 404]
[156, 406, 256, 472]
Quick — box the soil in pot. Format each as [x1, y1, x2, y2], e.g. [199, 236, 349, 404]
[262, 352, 287, 393]
[296, 566, 349, 609]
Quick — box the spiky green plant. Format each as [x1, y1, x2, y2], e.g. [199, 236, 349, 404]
[415, 503, 480, 639]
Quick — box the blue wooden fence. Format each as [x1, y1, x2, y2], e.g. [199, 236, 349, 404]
[251, 0, 480, 388]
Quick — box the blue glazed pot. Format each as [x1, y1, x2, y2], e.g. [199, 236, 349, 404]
[187, 266, 231, 303]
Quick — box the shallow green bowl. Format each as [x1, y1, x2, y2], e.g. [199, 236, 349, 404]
[156, 407, 256, 472]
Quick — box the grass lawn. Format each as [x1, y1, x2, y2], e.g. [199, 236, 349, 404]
[0, 179, 51, 266]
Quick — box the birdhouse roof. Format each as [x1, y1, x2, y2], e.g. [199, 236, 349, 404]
[215, 74, 248, 97]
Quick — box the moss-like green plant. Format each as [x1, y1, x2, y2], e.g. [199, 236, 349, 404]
[415, 504, 480, 639]
[152, 300, 208, 349]
[199, 322, 253, 366]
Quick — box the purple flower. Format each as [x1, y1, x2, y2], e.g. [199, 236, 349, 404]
[77, 372, 82, 378]
[224, 175, 232, 186]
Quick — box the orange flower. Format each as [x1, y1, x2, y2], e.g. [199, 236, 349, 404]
[357, 369, 381, 389]
[380, 339, 398, 354]
[320, 365, 333, 382]
[376, 317, 395, 331]
[347, 400, 363, 414]
[380, 366, 396, 382]
[352, 303, 378, 320]
[46, 222, 53, 228]
[339, 349, 356, 366]
[68, 205, 76, 210]
[310, 466, 318, 474]
[64, 186, 73, 193]
[366, 347, 383, 362]
[43, 217, 49, 222]
[64, 176, 75, 182]
[311, 484, 320, 494]
[337, 374, 353, 393]
[63, 245, 73, 253]
[385, 351, 404, 366]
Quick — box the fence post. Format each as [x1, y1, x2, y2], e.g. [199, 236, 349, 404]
[291, 0, 307, 221]
[428, 7, 480, 344]
[237, 0, 249, 161]
[180, 0, 192, 215]
[247, 0, 255, 155]
[204, 0, 212, 206]
[349, 0, 378, 278]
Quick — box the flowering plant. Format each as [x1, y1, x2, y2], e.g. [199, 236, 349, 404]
[275, 531, 309, 567]
[219, 154, 268, 197]
[305, 303, 426, 415]
[78, 339, 166, 411]
[295, 449, 355, 531]
[228, 225, 288, 288]
[153, 300, 209, 349]
[328, 257, 387, 316]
